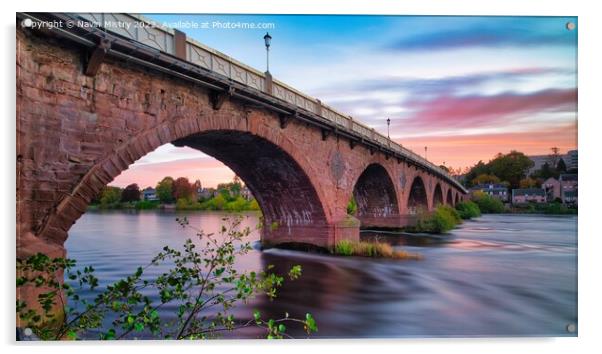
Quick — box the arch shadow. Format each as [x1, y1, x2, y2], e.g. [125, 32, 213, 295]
[352, 163, 399, 228]
[407, 176, 428, 214]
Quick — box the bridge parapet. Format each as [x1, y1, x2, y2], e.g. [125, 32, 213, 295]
[70, 12, 465, 193]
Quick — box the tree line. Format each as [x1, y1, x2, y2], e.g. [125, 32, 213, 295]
[92, 176, 259, 212]
[461, 148, 574, 189]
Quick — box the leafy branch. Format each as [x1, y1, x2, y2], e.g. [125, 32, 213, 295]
[16, 216, 317, 340]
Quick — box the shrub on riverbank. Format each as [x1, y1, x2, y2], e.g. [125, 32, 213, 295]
[89, 196, 260, 212]
[471, 191, 505, 213]
[455, 200, 481, 219]
[509, 201, 577, 215]
[332, 240, 422, 260]
[89, 200, 161, 210]
[413, 205, 462, 233]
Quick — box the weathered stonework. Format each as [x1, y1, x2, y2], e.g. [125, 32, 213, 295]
[16, 26, 466, 264]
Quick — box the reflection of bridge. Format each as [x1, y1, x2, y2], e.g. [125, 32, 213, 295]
[16, 12, 467, 259]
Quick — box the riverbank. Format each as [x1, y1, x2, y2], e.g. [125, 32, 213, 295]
[88, 196, 261, 212]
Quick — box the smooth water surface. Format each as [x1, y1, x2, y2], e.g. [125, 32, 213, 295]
[66, 211, 577, 338]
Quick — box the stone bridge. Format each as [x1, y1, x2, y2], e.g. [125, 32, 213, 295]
[16, 13, 467, 260]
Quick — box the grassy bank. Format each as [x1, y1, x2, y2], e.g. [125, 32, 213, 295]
[88, 196, 261, 212]
[88, 200, 161, 210]
[332, 240, 422, 260]
[508, 202, 577, 215]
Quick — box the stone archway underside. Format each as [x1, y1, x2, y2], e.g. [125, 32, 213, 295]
[352, 164, 400, 228]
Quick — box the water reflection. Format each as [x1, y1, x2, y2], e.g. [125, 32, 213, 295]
[66, 211, 577, 338]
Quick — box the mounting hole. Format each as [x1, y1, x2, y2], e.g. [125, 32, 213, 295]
[566, 323, 577, 333]
[21, 18, 33, 28]
[566, 22, 576, 31]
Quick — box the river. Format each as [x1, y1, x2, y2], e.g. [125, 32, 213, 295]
[65, 211, 577, 339]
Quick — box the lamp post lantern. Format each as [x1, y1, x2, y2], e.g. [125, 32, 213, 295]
[263, 32, 272, 73]
[386, 118, 391, 139]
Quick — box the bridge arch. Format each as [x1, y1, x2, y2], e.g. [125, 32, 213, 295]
[446, 188, 454, 206]
[432, 183, 444, 208]
[35, 113, 336, 248]
[352, 163, 399, 227]
[407, 176, 428, 214]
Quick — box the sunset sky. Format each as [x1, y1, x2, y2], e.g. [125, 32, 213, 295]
[111, 15, 577, 188]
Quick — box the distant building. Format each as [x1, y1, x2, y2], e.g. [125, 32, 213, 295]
[142, 187, 158, 201]
[527, 155, 552, 175]
[512, 188, 546, 204]
[542, 177, 561, 201]
[528, 150, 578, 175]
[559, 174, 578, 205]
[566, 150, 578, 171]
[197, 187, 215, 201]
[470, 184, 509, 202]
[240, 186, 253, 200]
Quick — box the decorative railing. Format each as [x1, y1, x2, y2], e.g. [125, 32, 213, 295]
[74, 13, 464, 192]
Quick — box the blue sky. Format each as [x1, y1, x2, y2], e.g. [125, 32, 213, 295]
[113, 14, 577, 188]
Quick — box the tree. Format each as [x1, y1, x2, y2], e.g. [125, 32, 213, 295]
[557, 158, 567, 173]
[217, 177, 243, 198]
[173, 177, 195, 201]
[464, 161, 489, 187]
[99, 186, 121, 207]
[471, 174, 501, 185]
[549, 147, 560, 168]
[156, 177, 174, 203]
[121, 183, 141, 202]
[193, 179, 202, 191]
[519, 177, 538, 189]
[488, 151, 534, 188]
[532, 162, 559, 180]
[471, 191, 505, 213]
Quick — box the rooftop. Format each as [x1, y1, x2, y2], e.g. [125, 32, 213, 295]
[512, 188, 546, 196]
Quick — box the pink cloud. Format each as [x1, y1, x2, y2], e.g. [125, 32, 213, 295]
[400, 88, 577, 130]
[400, 121, 577, 169]
[111, 157, 234, 189]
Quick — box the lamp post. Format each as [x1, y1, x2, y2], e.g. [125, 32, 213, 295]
[386, 118, 391, 139]
[424, 146, 428, 160]
[263, 32, 272, 73]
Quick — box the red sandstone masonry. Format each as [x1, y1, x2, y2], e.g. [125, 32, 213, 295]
[17, 26, 465, 260]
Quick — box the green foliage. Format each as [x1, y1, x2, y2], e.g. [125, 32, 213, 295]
[472, 191, 505, 213]
[334, 240, 354, 256]
[346, 196, 358, 216]
[248, 199, 260, 211]
[464, 151, 533, 188]
[414, 205, 462, 233]
[224, 196, 251, 212]
[16, 217, 316, 340]
[156, 177, 175, 203]
[455, 200, 481, 219]
[135, 200, 160, 210]
[510, 202, 577, 215]
[332, 240, 422, 260]
[99, 187, 122, 208]
[519, 177, 538, 189]
[471, 173, 500, 185]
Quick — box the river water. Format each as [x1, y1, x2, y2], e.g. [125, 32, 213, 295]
[65, 211, 577, 339]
